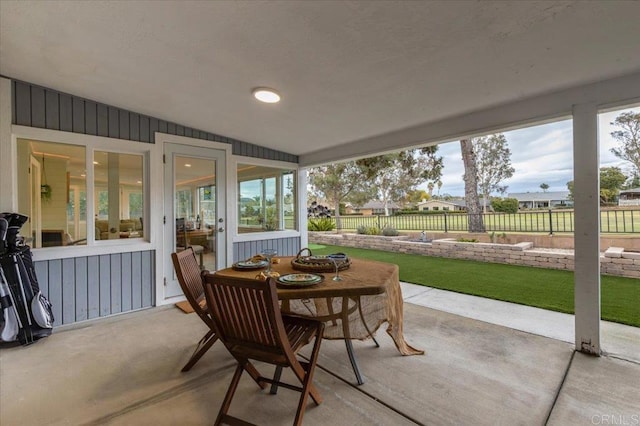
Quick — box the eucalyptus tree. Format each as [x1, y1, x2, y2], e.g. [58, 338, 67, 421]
[610, 111, 640, 176]
[307, 162, 372, 228]
[460, 139, 485, 232]
[356, 147, 443, 216]
[474, 134, 515, 212]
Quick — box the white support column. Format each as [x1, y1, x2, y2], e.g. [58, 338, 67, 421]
[0, 77, 16, 212]
[572, 102, 601, 355]
[298, 168, 309, 249]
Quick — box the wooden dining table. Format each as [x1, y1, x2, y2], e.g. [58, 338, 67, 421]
[214, 256, 424, 384]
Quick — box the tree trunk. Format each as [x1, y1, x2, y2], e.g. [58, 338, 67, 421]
[332, 191, 342, 231]
[460, 139, 485, 232]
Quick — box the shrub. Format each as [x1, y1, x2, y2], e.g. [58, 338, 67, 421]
[365, 227, 381, 235]
[308, 218, 336, 231]
[357, 225, 381, 235]
[382, 226, 399, 236]
[457, 237, 478, 243]
[491, 197, 519, 213]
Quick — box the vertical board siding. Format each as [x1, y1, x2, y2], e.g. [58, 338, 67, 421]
[11, 80, 298, 162]
[87, 256, 100, 319]
[45, 90, 60, 130]
[30, 86, 46, 128]
[72, 97, 85, 133]
[33, 251, 155, 326]
[59, 94, 73, 132]
[119, 110, 130, 139]
[85, 100, 97, 135]
[233, 237, 301, 263]
[75, 257, 88, 322]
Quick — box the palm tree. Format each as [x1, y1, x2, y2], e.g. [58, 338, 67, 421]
[540, 183, 549, 192]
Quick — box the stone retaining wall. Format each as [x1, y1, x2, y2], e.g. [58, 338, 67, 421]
[309, 232, 640, 279]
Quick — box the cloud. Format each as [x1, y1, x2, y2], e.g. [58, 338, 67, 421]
[418, 108, 637, 196]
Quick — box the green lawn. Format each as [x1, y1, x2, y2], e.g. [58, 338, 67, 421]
[309, 243, 640, 328]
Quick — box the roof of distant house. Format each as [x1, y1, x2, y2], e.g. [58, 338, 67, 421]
[358, 200, 401, 209]
[508, 191, 571, 201]
[417, 199, 467, 207]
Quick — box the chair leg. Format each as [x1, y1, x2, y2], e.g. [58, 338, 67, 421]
[215, 363, 245, 426]
[293, 328, 324, 426]
[181, 330, 218, 372]
[270, 366, 283, 394]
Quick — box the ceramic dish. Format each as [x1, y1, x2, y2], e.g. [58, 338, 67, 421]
[277, 273, 324, 288]
[232, 260, 269, 270]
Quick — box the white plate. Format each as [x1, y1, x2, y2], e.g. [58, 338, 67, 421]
[278, 273, 322, 283]
[233, 260, 269, 269]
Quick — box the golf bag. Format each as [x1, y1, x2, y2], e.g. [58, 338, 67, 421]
[0, 213, 54, 345]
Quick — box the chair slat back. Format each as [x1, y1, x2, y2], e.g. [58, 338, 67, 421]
[171, 248, 208, 322]
[205, 274, 286, 352]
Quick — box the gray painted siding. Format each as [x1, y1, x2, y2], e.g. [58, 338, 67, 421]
[233, 237, 301, 263]
[11, 80, 298, 163]
[33, 251, 155, 326]
[10, 78, 298, 325]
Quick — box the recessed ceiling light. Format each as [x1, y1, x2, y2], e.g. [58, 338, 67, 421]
[93, 161, 99, 165]
[252, 87, 281, 104]
[185, 163, 192, 168]
[136, 180, 142, 184]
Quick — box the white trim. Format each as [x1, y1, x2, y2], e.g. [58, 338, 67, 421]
[232, 230, 301, 243]
[298, 168, 309, 249]
[154, 132, 232, 303]
[572, 103, 601, 355]
[154, 132, 232, 152]
[10, 126, 157, 248]
[229, 155, 300, 246]
[32, 241, 154, 261]
[0, 78, 16, 212]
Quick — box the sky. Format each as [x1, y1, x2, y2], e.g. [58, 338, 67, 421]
[420, 107, 638, 197]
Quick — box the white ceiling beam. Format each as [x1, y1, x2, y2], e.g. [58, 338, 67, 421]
[299, 72, 640, 167]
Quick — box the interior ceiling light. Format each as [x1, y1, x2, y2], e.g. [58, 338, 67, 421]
[252, 87, 281, 104]
[185, 163, 192, 168]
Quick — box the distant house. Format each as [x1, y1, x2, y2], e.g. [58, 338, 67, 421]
[416, 199, 467, 212]
[618, 188, 640, 206]
[508, 191, 573, 209]
[345, 200, 401, 215]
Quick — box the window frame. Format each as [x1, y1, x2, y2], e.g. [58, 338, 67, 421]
[230, 156, 301, 243]
[10, 126, 155, 261]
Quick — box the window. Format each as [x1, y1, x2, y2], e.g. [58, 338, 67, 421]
[17, 139, 86, 247]
[17, 138, 146, 248]
[433, 206, 439, 211]
[237, 164, 296, 233]
[94, 151, 144, 240]
[443, 207, 450, 211]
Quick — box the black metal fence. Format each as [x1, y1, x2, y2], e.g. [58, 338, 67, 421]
[330, 209, 640, 234]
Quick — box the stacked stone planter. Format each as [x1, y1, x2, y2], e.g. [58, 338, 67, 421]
[309, 232, 640, 279]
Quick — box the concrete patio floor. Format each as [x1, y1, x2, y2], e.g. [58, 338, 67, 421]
[1, 289, 638, 426]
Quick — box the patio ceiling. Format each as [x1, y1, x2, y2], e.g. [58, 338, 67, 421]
[1, 1, 640, 163]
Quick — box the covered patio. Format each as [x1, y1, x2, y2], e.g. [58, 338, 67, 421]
[2, 287, 638, 425]
[1, 2, 640, 424]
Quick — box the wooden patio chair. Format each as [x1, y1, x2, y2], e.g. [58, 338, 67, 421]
[204, 274, 325, 426]
[171, 248, 219, 372]
[171, 249, 266, 387]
